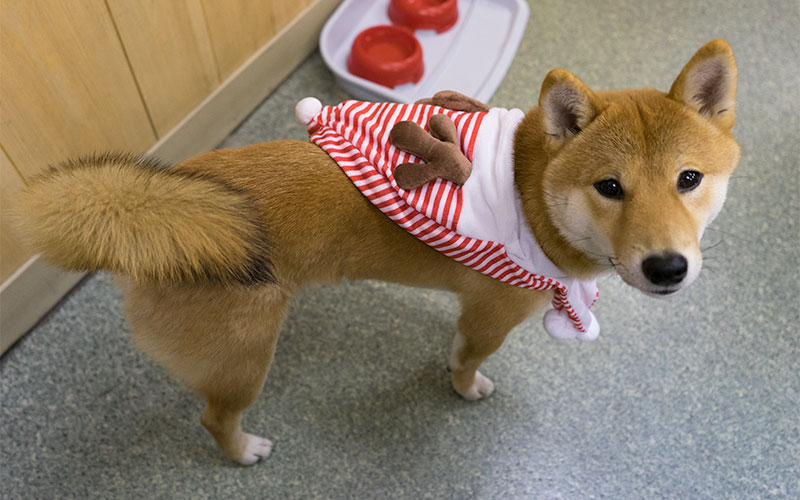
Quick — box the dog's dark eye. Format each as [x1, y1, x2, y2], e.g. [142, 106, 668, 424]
[677, 170, 703, 192]
[594, 179, 624, 200]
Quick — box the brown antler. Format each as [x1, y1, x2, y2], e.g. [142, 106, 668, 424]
[390, 114, 472, 190]
[416, 90, 489, 113]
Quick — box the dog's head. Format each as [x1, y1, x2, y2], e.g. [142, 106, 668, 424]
[523, 40, 741, 296]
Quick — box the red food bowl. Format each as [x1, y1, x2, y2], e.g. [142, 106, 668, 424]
[388, 0, 459, 33]
[347, 25, 424, 88]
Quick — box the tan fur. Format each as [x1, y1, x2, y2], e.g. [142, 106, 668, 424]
[13, 40, 740, 465]
[13, 153, 273, 286]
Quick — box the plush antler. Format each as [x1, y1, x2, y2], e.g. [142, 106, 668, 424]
[415, 90, 489, 113]
[390, 114, 472, 190]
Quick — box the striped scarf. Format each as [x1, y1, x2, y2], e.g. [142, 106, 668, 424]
[300, 99, 600, 341]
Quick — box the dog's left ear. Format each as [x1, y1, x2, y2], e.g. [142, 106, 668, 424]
[669, 39, 737, 131]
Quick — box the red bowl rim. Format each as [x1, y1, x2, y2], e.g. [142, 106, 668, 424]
[347, 25, 424, 88]
[388, 0, 459, 33]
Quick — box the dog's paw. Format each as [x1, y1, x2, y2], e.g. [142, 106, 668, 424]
[454, 370, 495, 401]
[237, 433, 274, 466]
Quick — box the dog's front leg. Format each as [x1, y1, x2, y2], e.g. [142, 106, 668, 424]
[450, 285, 551, 400]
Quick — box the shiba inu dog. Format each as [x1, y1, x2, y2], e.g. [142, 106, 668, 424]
[13, 40, 740, 465]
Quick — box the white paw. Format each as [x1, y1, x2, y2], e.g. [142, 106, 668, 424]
[237, 433, 274, 466]
[459, 370, 495, 401]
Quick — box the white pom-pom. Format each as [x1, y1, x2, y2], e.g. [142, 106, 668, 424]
[543, 309, 577, 340]
[295, 97, 322, 125]
[543, 309, 600, 342]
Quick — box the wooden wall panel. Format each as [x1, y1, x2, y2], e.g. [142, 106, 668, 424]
[0, 150, 31, 283]
[1, 0, 340, 352]
[273, 0, 313, 33]
[107, 0, 220, 137]
[201, 0, 277, 79]
[0, 0, 156, 180]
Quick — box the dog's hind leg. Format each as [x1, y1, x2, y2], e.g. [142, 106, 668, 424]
[450, 284, 550, 400]
[122, 280, 290, 465]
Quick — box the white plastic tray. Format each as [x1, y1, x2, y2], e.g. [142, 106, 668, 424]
[320, 0, 530, 103]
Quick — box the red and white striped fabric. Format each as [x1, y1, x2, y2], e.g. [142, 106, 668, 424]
[308, 100, 482, 232]
[298, 98, 600, 341]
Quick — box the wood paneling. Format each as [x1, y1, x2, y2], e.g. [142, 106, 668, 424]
[201, 0, 277, 79]
[151, 0, 341, 166]
[107, 0, 220, 137]
[273, 0, 313, 33]
[0, 0, 156, 180]
[0, 150, 31, 283]
[0, 0, 336, 352]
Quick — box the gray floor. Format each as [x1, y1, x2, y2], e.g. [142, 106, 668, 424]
[2, 0, 798, 498]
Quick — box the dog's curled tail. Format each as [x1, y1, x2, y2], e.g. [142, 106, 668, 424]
[13, 153, 274, 286]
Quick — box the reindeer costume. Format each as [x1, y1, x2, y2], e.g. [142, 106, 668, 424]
[296, 92, 600, 341]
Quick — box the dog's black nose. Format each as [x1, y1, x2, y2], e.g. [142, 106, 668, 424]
[641, 253, 688, 286]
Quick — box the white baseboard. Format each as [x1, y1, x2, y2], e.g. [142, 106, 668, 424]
[0, 258, 85, 354]
[0, 0, 341, 355]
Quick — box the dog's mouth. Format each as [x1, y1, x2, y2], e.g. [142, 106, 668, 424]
[615, 270, 686, 298]
[641, 286, 682, 298]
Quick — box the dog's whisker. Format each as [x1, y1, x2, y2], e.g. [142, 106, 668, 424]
[701, 239, 725, 252]
[705, 226, 752, 243]
[599, 273, 621, 283]
[580, 247, 618, 263]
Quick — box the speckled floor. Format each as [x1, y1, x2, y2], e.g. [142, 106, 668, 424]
[2, 0, 798, 498]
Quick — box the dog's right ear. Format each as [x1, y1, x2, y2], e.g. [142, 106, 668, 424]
[668, 39, 737, 131]
[538, 69, 600, 148]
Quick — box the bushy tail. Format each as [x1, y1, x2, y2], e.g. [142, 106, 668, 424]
[12, 153, 273, 286]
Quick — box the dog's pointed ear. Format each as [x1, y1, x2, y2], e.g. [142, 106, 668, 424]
[669, 39, 737, 131]
[539, 69, 600, 143]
